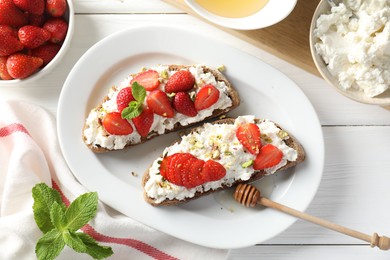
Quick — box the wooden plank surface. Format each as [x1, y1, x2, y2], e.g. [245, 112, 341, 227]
[162, 0, 321, 76]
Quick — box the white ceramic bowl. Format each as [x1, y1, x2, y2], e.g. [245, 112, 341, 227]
[0, 0, 74, 86]
[310, 0, 390, 106]
[184, 0, 297, 30]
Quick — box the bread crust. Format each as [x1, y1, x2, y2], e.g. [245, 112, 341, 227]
[82, 65, 240, 153]
[142, 118, 305, 206]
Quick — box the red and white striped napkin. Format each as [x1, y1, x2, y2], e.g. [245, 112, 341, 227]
[0, 100, 229, 260]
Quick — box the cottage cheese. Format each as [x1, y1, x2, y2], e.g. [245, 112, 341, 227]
[83, 65, 233, 150]
[314, 0, 390, 97]
[144, 115, 298, 204]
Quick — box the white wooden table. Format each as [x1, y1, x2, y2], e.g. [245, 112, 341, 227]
[1, 1, 390, 259]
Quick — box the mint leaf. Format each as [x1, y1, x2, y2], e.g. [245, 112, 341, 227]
[132, 81, 146, 102]
[50, 201, 67, 231]
[35, 229, 65, 260]
[77, 232, 114, 259]
[65, 192, 98, 231]
[121, 100, 143, 119]
[63, 230, 87, 253]
[32, 183, 65, 233]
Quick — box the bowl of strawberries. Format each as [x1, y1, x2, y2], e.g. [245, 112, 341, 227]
[0, 0, 74, 84]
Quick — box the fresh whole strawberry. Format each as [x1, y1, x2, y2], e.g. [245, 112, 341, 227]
[43, 18, 68, 43]
[46, 0, 67, 17]
[30, 43, 61, 65]
[200, 160, 226, 182]
[194, 84, 220, 111]
[13, 0, 45, 15]
[116, 87, 134, 113]
[0, 0, 28, 27]
[132, 107, 154, 137]
[6, 53, 43, 79]
[130, 70, 160, 91]
[236, 123, 261, 155]
[18, 26, 51, 49]
[0, 25, 24, 56]
[165, 70, 195, 93]
[146, 89, 174, 118]
[102, 112, 133, 135]
[173, 92, 197, 117]
[253, 144, 283, 170]
[0, 56, 12, 80]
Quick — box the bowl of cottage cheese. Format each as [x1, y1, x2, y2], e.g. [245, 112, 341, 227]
[310, 0, 390, 106]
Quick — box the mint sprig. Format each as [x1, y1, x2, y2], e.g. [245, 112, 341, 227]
[32, 183, 113, 260]
[121, 82, 146, 119]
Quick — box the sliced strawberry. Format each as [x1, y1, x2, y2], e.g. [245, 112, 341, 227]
[159, 154, 172, 180]
[188, 159, 205, 188]
[46, 0, 67, 17]
[146, 90, 175, 118]
[0, 56, 13, 80]
[173, 92, 197, 117]
[13, 0, 45, 15]
[236, 123, 261, 155]
[102, 112, 133, 135]
[18, 25, 51, 49]
[132, 107, 154, 137]
[116, 87, 134, 113]
[194, 84, 220, 111]
[200, 160, 226, 182]
[6, 53, 43, 79]
[173, 154, 197, 187]
[0, 25, 24, 57]
[130, 70, 160, 91]
[29, 43, 61, 66]
[253, 144, 283, 170]
[165, 70, 195, 93]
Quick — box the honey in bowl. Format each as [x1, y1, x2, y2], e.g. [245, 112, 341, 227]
[195, 0, 269, 18]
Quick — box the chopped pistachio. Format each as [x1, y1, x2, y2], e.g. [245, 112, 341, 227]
[277, 130, 289, 139]
[241, 160, 254, 168]
[212, 150, 220, 159]
[194, 141, 204, 148]
[140, 66, 147, 72]
[261, 134, 273, 143]
[217, 65, 226, 72]
[160, 70, 169, 79]
[224, 151, 233, 156]
[131, 172, 138, 177]
[167, 92, 176, 98]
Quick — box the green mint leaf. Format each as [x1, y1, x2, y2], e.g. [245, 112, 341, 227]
[132, 81, 146, 103]
[63, 230, 87, 253]
[50, 201, 67, 231]
[77, 232, 114, 259]
[121, 101, 143, 119]
[65, 192, 98, 231]
[35, 229, 65, 260]
[32, 183, 65, 233]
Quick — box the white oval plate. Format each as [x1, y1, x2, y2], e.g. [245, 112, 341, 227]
[184, 0, 297, 30]
[58, 25, 324, 249]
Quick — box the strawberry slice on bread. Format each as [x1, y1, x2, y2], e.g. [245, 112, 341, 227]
[83, 64, 240, 152]
[142, 115, 305, 206]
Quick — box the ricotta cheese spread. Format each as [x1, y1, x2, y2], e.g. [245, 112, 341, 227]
[144, 115, 298, 204]
[314, 0, 390, 97]
[83, 65, 233, 150]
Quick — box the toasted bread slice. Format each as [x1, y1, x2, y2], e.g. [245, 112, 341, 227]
[142, 116, 305, 206]
[82, 64, 240, 152]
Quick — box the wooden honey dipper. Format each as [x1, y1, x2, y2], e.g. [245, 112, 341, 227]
[233, 183, 390, 250]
